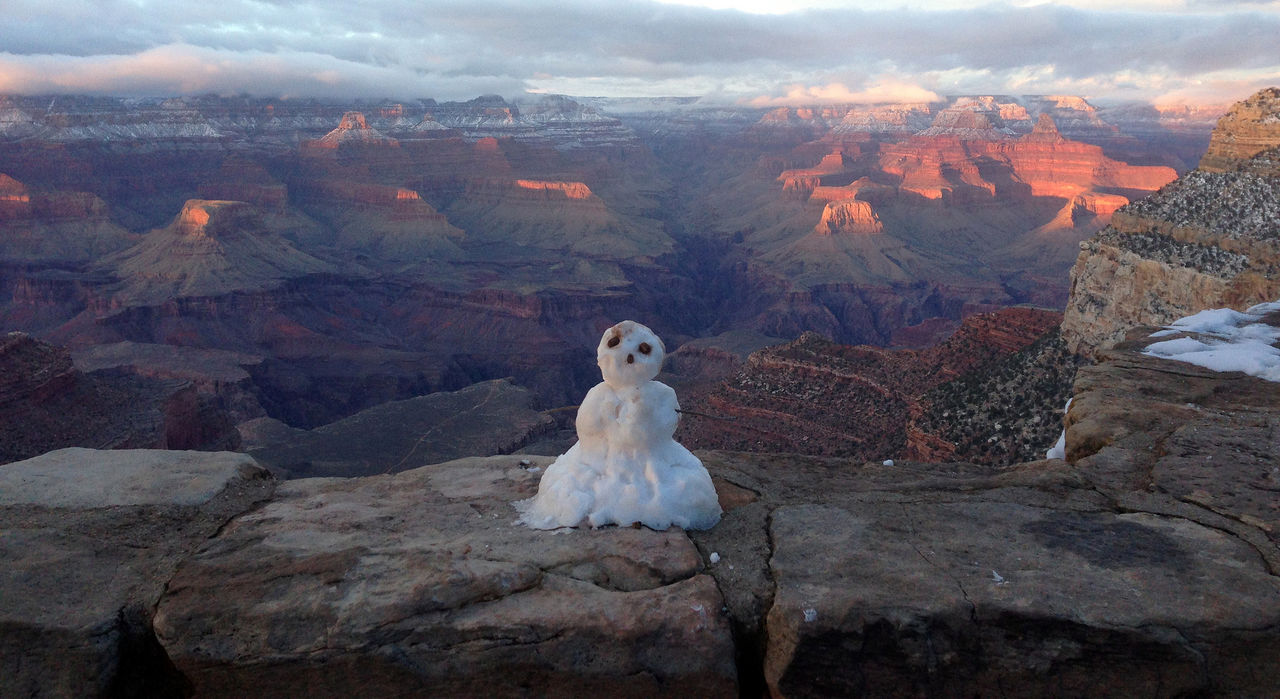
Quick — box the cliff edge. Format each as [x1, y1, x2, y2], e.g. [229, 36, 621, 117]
[1062, 87, 1280, 356]
[4, 310, 1279, 696]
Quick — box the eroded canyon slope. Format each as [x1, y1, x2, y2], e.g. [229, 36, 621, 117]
[673, 307, 1076, 465]
[0, 92, 1221, 438]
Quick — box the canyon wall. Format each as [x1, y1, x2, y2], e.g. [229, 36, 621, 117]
[1062, 87, 1280, 356]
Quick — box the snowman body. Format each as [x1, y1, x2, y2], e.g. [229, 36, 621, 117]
[518, 320, 721, 530]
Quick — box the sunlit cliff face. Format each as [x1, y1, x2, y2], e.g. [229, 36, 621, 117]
[514, 180, 593, 199]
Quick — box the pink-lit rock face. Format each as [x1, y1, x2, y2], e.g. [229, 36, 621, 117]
[514, 179, 594, 200]
[175, 203, 212, 235]
[1073, 192, 1129, 217]
[815, 199, 883, 235]
[809, 178, 896, 204]
[310, 111, 399, 149]
[1199, 87, 1280, 172]
[0, 174, 32, 219]
[868, 119, 1176, 202]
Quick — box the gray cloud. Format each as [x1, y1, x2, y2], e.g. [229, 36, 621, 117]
[0, 0, 1275, 102]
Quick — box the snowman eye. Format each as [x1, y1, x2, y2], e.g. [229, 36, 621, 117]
[607, 334, 621, 348]
[638, 342, 652, 355]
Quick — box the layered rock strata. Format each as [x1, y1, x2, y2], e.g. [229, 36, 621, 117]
[1062, 88, 1280, 356]
[1198, 87, 1280, 172]
[104, 199, 335, 305]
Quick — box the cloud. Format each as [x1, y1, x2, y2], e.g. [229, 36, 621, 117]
[0, 0, 1275, 103]
[746, 81, 942, 106]
[0, 45, 524, 100]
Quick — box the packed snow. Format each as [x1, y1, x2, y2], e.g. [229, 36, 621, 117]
[1045, 398, 1072, 460]
[1143, 300, 1280, 382]
[517, 321, 722, 531]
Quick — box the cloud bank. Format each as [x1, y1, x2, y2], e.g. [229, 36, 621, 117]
[1, 0, 1276, 103]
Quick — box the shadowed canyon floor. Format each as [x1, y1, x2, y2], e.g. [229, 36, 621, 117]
[3, 320, 1279, 697]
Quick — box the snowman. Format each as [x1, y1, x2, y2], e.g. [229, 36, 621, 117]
[518, 320, 721, 530]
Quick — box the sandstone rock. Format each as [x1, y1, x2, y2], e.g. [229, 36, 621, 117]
[1199, 87, 1280, 172]
[814, 199, 883, 236]
[6, 329, 1279, 696]
[1061, 159, 1280, 356]
[153, 456, 737, 697]
[244, 378, 556, 478]
[1062, 88, 1280, 356]
[1066, 331, 1280, 562]
[0, 448, 274, 698]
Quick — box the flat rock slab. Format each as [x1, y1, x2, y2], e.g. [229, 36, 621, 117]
[154, 456, 737, 697]
[764, 500, 1280, 697]
[0, 448, 274, 698]
[688, 327, 1280, 698]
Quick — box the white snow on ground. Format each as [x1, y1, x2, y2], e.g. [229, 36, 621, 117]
[1045, 397, 1072, 460]
[1142, 300, 1280, 382]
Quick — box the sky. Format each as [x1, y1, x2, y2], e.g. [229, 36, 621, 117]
[1, 0, 1277, 106]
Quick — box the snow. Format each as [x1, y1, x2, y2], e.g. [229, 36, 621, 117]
[517, 321, 722, 531]
[709, 552, 721, 564]
[1142, 300, 1280, 382]
[1046, 431, 1066, 460]
[1045, 397, 1072, 460]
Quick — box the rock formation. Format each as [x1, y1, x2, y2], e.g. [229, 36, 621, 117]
[0, 173, 136, 262]
[1062, 87, 1280, 356]
[309, 111, 399, 149]
[1198, 87, 1280, 172]
[0, 448, 274, 697]
[813, 198, 883, 235]
[5, 311, 1279, 695]
[676, 307, 1062, 461]
[0, 332, 240, 463]
[445, 178, 674, 259]
[104, 199, 335, 305]
[0, 90, 1230, 432]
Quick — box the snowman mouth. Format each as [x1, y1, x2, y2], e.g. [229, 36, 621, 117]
[626, 354, 635, 364]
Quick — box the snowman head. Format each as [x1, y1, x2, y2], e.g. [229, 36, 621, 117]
[596, 320, 665, 389]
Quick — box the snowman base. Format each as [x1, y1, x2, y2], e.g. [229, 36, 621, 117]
[516, 438, 721, 531]
[517, 320, 722, 531]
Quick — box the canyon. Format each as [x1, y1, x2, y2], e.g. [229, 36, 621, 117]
[3, 88, 1279, 697]
[0, 91, 1221, 446]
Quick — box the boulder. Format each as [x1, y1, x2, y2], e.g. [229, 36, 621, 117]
[0, 448, 274, 698]
[153, 456, 737, 697]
